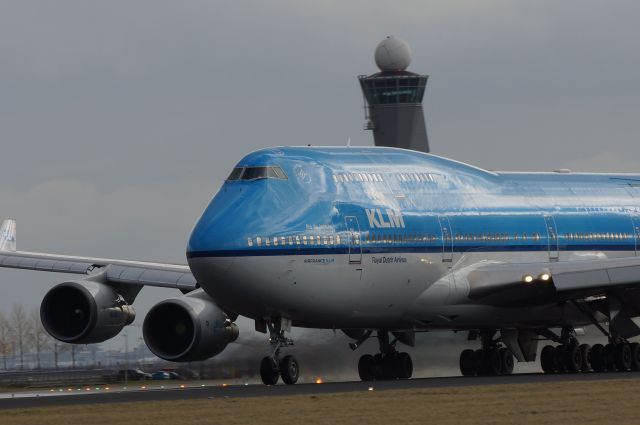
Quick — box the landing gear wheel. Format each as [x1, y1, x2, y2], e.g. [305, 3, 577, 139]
[280, 355, 299, 385]
[358, 354, 376, 381]
[564, 344, 582, 373]
[499, 348, 514, 375]
[541, 345, 557, 374]
[487, 349, 503, 376]
[395, 352, 413, 379]
[381, 354, 398, 380]
[474, 349, 486, 375]
[605, 344, 617, 372]
[590, 344, 607, 372]
[630, 343, 640, 371]
[460, 349, 477, 377]
[614, 343, 632, 372]
[260, 357, 280, 386]
[554, 345, 567, 373]
[579, 344, 591, 372]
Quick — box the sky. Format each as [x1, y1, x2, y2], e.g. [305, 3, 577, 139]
[1, 0, 640, 365]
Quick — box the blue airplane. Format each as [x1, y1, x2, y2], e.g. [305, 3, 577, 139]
[3, 146, 640, 384]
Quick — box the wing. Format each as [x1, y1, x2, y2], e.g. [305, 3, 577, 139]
[0, 219, 197, 291]
[458, 255, 640, 306]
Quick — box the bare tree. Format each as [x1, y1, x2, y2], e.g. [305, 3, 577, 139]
[0, 312, 12, 370]
[51, 340, 71, 370]
[30, 308, 49, 369]
[10, 304, 32, 369]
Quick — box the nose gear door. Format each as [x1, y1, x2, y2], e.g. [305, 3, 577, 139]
[345, 216, 362, 264]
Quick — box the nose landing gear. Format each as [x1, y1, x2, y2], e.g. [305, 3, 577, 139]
[259, 319, 299, 386]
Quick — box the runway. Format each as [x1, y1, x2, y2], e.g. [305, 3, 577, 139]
[2, 371, 640, 409]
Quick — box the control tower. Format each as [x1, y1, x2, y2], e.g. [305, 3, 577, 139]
[358, 36, 430, 153]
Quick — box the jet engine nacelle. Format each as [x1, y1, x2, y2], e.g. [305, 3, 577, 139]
[41, 279, 135, 344]
[142, 289, 239, 362]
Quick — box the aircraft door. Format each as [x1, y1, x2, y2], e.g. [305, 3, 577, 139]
[438, 216, 454, 262]
[345, 216, 362, 264]
[544, 215, 559, 261]
[630, 214, 640, 255]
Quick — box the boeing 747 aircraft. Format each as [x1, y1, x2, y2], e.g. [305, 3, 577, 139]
[3, 146, 640, 384]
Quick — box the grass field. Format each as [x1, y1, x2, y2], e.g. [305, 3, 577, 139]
[1, 379, 639, 425]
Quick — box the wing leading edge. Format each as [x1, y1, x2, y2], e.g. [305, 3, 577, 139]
[0, 219, 197, 291]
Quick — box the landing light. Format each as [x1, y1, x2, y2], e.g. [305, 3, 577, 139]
[523, 275, 534, 283]
[539, 273, 551, 281]
[315, 377, 324, 384]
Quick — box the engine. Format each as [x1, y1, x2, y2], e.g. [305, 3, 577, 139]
[142, 289, 239, 362]
[40, 279, 135, 344]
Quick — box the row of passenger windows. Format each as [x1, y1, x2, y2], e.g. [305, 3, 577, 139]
[331, 172, 435, 184]
[247, 231, 637, 247]
[332, 173, 384, 183]
[248, 235, 346, 247]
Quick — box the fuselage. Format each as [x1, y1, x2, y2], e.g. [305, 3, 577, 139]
[186, 147, 640, 330]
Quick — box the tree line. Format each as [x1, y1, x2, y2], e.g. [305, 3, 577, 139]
[0, 304, 80, 370]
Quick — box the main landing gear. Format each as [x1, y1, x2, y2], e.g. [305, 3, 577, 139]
[259, 320, 299, 386]
[355, 330, 414, 381]
[459, 330, 515, 376]
[540, 327, 640, 374]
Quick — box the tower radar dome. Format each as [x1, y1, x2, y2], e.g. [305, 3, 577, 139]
[374, 36, 412, 72]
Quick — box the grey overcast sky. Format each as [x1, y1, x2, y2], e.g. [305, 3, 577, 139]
[1, 1, 640, 349]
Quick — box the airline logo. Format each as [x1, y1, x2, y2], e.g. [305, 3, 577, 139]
[366, 209, 405, 229]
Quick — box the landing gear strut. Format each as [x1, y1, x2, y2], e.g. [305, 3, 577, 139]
[356, 330, 413, 381]
[459, 330, 515, 376]
[259, 320, 299, 385]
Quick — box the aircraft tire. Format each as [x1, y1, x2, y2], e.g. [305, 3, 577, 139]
[579, 344, 591, 372]
[499, 348, 514, 375]
[605, 344, 617, 372]
[460, 349, 477, 376]
[358, 354, 376, 381]
[487, 348, 502, 376]
[381, 354, 398, 379]
[554, 345, 567, 373]
[280, 355, 299, 385]
[395, 352, 413, 379]
[563, 344, 582, 373]
[630, 343, 640, 371]
[590, 344, 607, 372]
[614, 343, 632, 372]
[260, 357, 280, 386]
[540, 345, 556, 374]
[474, 349, 486, 375]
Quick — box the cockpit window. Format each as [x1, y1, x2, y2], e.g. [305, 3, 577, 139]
[227, 168, 244, 181]
[226, 166, 288, 181]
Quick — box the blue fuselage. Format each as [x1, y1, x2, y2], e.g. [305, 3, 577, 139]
[185, 147, 640, 328]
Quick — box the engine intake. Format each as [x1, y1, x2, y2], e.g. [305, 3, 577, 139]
[143, 290, 238, 362]
[40, 280, 135, 344]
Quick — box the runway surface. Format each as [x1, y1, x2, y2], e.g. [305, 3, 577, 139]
[2, 371, 640, 409]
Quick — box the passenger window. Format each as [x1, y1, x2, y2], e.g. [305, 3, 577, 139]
[265, 238, 271, 247]
[336, 235, 341, 245]
[288, 236, 293, 245]
[302, 236, 307, 245]
[295, 236, 300, 245]
[256, 237, 262, 247]
[309, 236, 315, 244]
[247, 238, 253, 247]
